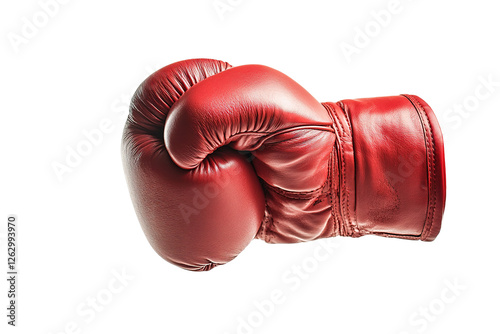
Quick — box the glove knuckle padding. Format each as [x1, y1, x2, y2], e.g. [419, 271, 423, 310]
[122, 59, 264, 271]
[165, 64, 335, 191]
[165, 64, 340, 244]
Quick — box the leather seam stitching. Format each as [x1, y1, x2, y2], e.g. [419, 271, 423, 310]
[403, 95, 437, 240]
[326, 103, 354, 236]
[413, 97, 437, 239]
[323, 103, 340, 236]
[326, 123, 340, 237]
[327, 148, 339, 236]
[262, 181, 326, 199]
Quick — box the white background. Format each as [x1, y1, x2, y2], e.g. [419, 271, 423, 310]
[1, 0, 499, 333]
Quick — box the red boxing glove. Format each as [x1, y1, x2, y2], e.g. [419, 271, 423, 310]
[122, 59, 446, 271]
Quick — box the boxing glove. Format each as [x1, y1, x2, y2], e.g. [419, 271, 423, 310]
[122, 59, 446, 271]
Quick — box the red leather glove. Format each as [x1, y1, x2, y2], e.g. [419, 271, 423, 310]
[122, 59, 446, 271]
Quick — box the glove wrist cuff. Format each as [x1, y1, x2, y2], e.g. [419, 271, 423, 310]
[326, 95, 446, 241]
